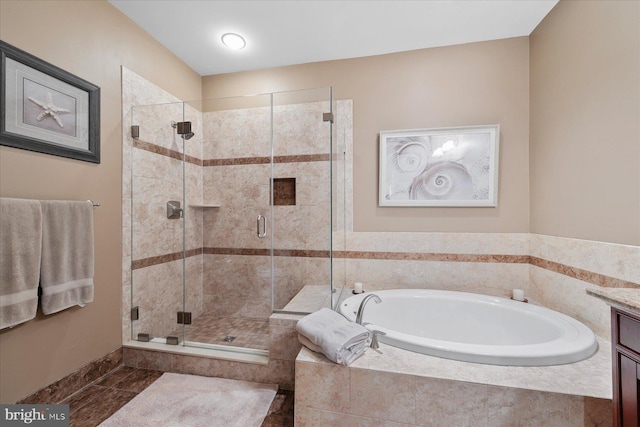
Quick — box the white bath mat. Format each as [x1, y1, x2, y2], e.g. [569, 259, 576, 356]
[99, 373, 277, 427]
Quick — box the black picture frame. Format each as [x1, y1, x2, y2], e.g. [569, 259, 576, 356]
[0, 40, 100, 163]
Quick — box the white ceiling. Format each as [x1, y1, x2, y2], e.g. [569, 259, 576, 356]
[109, 0, 558, 76]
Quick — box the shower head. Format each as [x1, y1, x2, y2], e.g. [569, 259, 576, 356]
[171, 121, 195, 140]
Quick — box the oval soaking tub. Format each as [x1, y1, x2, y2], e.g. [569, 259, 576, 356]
[339, 289, 598, 366]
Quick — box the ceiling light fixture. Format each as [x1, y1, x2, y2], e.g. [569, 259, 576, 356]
[221, 33, 246, 50]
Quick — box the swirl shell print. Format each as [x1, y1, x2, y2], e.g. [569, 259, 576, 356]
[393, 142, 429, 175]
[409, 161, 473, 200]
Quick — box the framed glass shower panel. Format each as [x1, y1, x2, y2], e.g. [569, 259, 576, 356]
[271, 87, 333, 313]
[130, 102, 186, 344]
[186, 94, 273, 351]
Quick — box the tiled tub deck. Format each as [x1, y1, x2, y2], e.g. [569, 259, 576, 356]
[295, 338, 613, 426]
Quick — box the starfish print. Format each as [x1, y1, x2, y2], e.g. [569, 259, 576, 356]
[28, 93, 72, 128]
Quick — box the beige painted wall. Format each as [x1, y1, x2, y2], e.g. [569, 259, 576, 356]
[0, 0, 201, 403]
[530, 0, 640, 246]
[202, 37, 531, 233]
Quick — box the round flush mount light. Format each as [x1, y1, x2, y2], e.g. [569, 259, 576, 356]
[221, 33, 246, 50]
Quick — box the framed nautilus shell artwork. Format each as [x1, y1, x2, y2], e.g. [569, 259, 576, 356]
[379, 125, 499, 207]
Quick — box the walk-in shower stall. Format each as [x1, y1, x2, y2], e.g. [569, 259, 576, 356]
[128, 87, 345, 356]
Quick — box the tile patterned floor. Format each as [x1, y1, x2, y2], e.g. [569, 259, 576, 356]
[62, 365, 293, 426]
[171, 314, 270, 350]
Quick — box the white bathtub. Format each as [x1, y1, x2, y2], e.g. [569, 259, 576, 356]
[339, 289, 598, 366]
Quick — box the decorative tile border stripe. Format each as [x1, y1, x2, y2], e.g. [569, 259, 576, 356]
[131, 248, 639, 289]
[132, 249, 532, 268]
[201, 247, 330, 257]
[335, 251, 529, 263]
[530, 256, 640, 289]
[204, 153, 331, 167]
[203, 247, 270, 256]
[17, 348, 122, 404]
[203, 156, 269, 166]
[133, 140, 330, 167]
[275, 249, 330, 258]
[133, 139, 331, 166]
[131, 248, 202, 270]
[133, 139, 202, 166]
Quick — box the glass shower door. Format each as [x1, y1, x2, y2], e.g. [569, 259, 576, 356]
[129, 102, 186, 344]
[271, 87, 334, 313]
[128, 88, 340, 354]
[184, 94, 273, 351]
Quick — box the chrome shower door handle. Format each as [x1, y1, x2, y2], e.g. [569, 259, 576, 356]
[257, 214, 267, 238]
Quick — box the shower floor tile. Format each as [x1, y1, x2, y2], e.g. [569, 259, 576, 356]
[171, 313, 270, 350]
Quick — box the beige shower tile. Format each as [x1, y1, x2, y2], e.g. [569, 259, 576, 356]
[414, 377, 488, 427]
[202, 294, 247, 318]
[295, 360, 350, 413]
[345, 232, 529, 255]
[239, 297, 272, 319]
[273, 205, 331, 249]
[203, 254, 270, 299]
[295, 406, 411, 427]
[170, 354, 214, 376]
[133, 350, 172, 372]
[349, 368, 416, 425]
[486, 386, 584, 427]
[530, 266, 611, 338]
[195, 357, 292, 390]
[133, 261, 183, 338]
[202, 206, 271, 249]
[268, 323, 301, 361]
[345, 258, 528, 299]
[205, 164, 271, 207]
[298, 257, 332, 287]
[530, 234, 640, 283]
[204, 107, 271, 159]
[583, 397, 613, 427]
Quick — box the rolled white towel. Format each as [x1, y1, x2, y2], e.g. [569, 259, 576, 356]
[297, 334, 322, 354]
[296, 308, 372, 366]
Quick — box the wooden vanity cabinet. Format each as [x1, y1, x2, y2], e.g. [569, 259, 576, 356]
[612, 307, 640, 427]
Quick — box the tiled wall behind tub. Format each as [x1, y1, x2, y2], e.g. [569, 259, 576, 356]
[122, 67, 204, 342]
[337, 229, 639, 338]
[529, 234, 640, 338]
[341, 232, 531, 298]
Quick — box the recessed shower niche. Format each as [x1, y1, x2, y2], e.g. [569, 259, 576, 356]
[273, 178, 296, 206]
[127, 87, 346, 357]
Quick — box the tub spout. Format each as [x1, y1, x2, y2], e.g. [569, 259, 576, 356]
[355, 293, 382, 325]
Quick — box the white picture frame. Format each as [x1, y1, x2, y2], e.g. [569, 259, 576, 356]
[379, 125, 499, 207]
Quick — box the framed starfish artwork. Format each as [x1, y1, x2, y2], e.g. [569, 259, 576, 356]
[0, 41, 100, 163]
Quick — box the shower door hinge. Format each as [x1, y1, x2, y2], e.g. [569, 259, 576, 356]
[131, 306, 139, 321]
[177, 311, 192, 325]
[323, 112, 334, 123]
